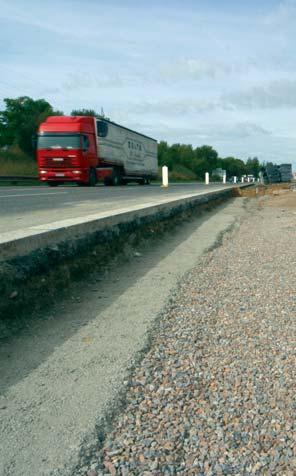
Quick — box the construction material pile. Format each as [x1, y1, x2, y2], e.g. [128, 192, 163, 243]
[278, 164, 293, 182]
[264, 163, 292, 183]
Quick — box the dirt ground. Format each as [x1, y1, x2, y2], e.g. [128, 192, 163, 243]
[238, 183, 296, 207]
[262, 188, 296, 209]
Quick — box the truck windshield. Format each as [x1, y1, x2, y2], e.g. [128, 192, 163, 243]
[37, 134, 81, 150]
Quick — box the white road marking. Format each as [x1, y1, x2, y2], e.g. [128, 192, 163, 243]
[0, 192, 67, 199]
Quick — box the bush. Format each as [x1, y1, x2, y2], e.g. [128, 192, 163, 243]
[0, 146, 38, 176]
[157, 163, 197, 182]
[211, 174, 222, 182]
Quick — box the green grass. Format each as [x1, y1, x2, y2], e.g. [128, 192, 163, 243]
[0, 149, 38, 176]
[157, 163, 197, 182]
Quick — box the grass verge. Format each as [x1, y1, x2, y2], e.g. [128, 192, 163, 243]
[0, 148, 38, 176]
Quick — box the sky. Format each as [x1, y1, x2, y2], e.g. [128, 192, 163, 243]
[0, 0, 296, 166]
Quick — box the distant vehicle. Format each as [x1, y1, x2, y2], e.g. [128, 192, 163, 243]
[37, 116, 158, 186]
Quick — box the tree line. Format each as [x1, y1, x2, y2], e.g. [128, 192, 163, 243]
[0, 96, 262, 178]
[158, 141, 261, 180]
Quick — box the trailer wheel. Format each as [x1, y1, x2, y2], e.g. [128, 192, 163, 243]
[88, 168, 97, 187]
[145, 178, 151, 185]
[138, 178, 145, 185]
[113, 174, 120, 186]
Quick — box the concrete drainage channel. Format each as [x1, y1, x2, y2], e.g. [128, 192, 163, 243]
[0, 186, 251, 476]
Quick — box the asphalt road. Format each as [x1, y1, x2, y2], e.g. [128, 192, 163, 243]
[0, 183, 233, 234]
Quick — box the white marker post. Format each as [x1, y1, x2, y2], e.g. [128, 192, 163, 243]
[241, 177, 244, 183]
[223, 173, 226, 184]
[234, 176, 237, 184]
[205, 172, 209, 185]
[162, 166, 169, 188]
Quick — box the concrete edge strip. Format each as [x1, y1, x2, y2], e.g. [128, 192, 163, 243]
[0, 186, 248, 262]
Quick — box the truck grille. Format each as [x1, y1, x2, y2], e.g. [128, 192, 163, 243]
[41, 157, 74, 168]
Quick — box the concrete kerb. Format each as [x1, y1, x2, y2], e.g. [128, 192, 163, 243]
[0, 189, 229, 261]
[0, 185, 251, 325]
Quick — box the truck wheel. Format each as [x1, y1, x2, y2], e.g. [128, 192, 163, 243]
[104, 177, 112, 186]
[111, 168, 122, 186]
[88, 168, 97, 187]
[138, 178, 145, 185]
[145, 178, 151, 185]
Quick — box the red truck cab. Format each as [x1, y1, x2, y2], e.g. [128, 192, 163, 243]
[37, 116, 99, 186]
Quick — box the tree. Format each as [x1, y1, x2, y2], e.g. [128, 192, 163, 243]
[246, 157, 260, 178]
[192, 158, 209, 179]
[70, 108, 98, 117]
[195, 145, 218, 172]
[70, 108, 110, 120]
[158, 140, 174, 170]
[221, 157, 246, 178]
[178, 144, 194, 170]
[0, 96, 63, 156]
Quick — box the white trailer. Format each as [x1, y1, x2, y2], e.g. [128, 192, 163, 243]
[96, 118, 158, 185]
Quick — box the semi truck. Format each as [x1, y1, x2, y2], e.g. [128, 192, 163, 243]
[37, 116, 158, 186]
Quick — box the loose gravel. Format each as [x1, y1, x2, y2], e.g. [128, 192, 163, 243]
[83, 195, 296, 476]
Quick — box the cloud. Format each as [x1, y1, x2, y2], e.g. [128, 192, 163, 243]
[116, 119, 271, 144]
[264, 0, 296, 27]
[61, 73, 126, 91]
[1, 0, 296, 166]
[159, 58, 231, 81]
[113, 78, 296, 120]
[206, 122, 271, 140]
[224, 79, 296, 109]
[118, 98, 217, 117]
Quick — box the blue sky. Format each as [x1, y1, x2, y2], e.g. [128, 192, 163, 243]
[0, 0, 296, 166]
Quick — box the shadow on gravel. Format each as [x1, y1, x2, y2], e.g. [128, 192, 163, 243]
[0, 200, 235, 395]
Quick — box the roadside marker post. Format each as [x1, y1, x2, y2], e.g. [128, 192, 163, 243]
[161, 166, 169, 188]
[223, 173, 226, 184]
[234, 176, 237, 184]
[205, 172, 209, 185]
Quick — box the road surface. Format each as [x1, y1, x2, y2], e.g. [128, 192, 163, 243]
[0, 183, 233, 234]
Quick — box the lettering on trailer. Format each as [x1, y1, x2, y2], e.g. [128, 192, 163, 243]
[126, 140, 143, 160]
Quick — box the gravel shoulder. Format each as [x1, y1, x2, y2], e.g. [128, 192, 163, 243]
[82, 191, 296, 475]
[0, 198, 246, 476]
